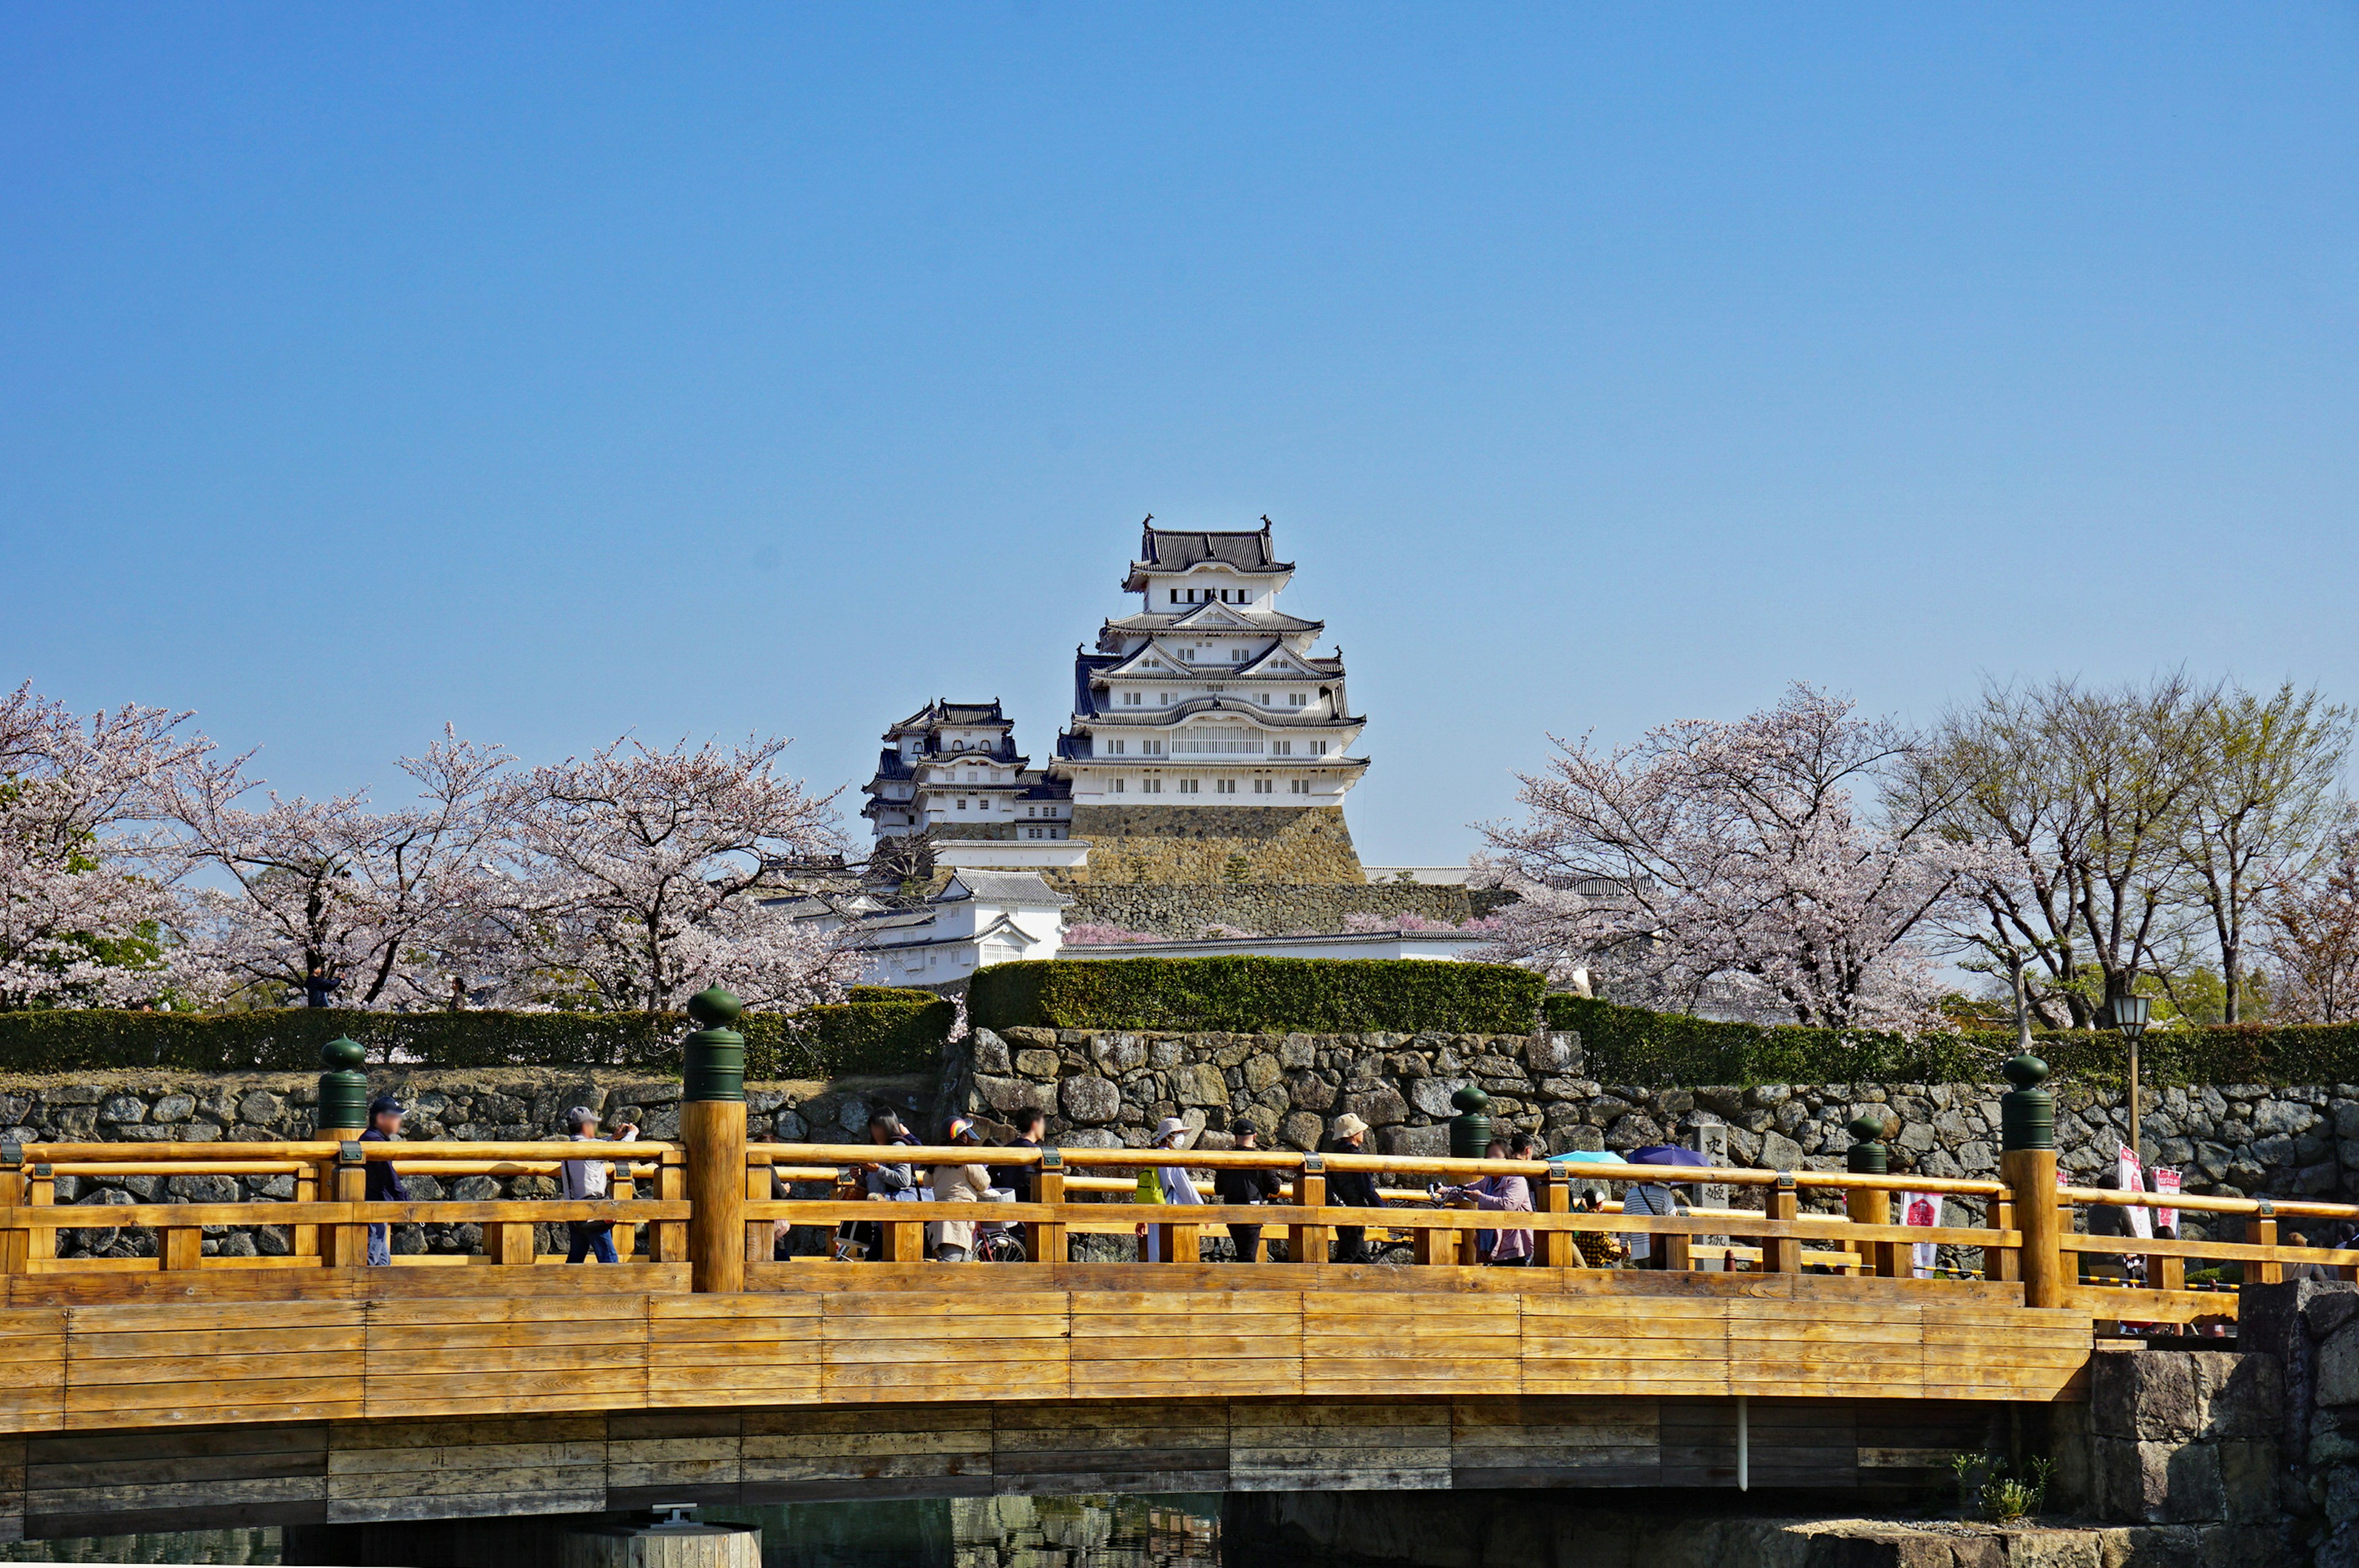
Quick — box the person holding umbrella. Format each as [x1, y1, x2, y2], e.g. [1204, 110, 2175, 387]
[1622, 1144, 1702, 1270]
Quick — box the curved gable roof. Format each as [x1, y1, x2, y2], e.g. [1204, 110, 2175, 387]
[1122, 518, 1294, 590]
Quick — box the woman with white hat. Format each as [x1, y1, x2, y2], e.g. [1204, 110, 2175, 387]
[1138, 1115, 1205, 1263]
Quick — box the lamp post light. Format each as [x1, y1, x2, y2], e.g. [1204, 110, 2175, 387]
[2108, 989, 2152, 1166]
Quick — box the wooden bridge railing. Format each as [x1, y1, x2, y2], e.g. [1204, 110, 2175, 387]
[6, 1134, 2359, 1324]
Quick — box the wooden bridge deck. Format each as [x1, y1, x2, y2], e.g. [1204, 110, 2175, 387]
[0, 1129, 2323, 1542]
[0, 1265, 2086, 1441]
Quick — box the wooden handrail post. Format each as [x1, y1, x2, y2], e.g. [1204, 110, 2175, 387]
[1766, 1174, 1800, 1274]
[25, 1163, 55, 1266]
[1030, 1149, 1068, 1262]
[1541, 1170, 1573, 1269]
[2252, 1202, 2283, 1286]
[0, 1145, 23, 1274]
[1998, 1051, 2062, 1308]
[1290, 1155, 1328, 1265]
[745, 1147, 775, 1265]
[328, 1144, 367, 1268]
[1988, 1196, 2018, 1283]
[681, 987, 748, 1293]
[653, 1149, 689, 1262]
[1844, 1115, 1899, 1277]
[612, 1164, 638, 1262]
[292, 1161, 321, 1259]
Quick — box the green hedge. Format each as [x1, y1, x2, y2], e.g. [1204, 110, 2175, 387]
[1546, 995, 2359, 1088]
[0, 998, 953, 1080]
[970, 957, 1545, 1034]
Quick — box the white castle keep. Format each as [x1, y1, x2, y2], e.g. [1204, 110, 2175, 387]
[1048, 519, 1369, 809]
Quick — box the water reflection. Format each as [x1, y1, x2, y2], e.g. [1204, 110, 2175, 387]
[2, 1495, 1226, 1568]
[711, 1494, 1224, 1568]
[2, 1528, 277, 1565]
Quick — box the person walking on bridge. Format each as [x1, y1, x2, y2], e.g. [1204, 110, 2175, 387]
[560, 1107, 638, 1263]
[1141, 1117, 1205, 1262]
[1214, 1119, 1283, 1262]
[926, 1118, 994, 1262]
[1325, 1114, 1387, 1263]
[358, 1096, 408, 1266]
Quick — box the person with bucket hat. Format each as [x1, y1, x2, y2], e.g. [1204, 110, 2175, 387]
[926, 1117, 995, 1262]
[1138, 1116, 1205, 1262]
[1325, 1113, 1387, 1263]
[358, 1095, 409, 1266]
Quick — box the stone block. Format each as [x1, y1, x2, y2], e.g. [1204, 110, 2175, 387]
[1342, 1085, 1409, 1128]
[1014, 1049, 1062, 1080]
[977, 1076, 1050, 1115]
[2100, 1525, 2200, 1568]
[1377, 1123, 1449, 1158]
[1759, 1130, 1804, 1171]
[2095, 1438, 2224, 1524]
[1525, 1032, 1578, 1074]
[2320, 1322, 2359, 1409]
[149, 1093, 194, 1124]
[1291, 1076, 1339, 1113]
[1060, 1076, 1121, 1125]
[1176, 1063, 1230, 1109]
[969, 1030, 1012, 1075]
[2097, 1351, 2202, 1441]
[1090, 1034, 1148, 1075]
[97, 1094, 145, 1124]
[2198, 1355, 2283, 1440]
[2215, 1440, 2279, 1523]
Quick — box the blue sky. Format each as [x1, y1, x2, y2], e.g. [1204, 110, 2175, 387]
[3, 6, 2354, 865]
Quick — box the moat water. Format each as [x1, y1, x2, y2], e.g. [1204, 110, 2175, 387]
[2, 1494, 1229, 1568]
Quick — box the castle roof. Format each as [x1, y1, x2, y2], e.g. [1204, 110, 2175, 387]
[938, 870, 1073, 908]
[888, 698, 1008, 735]
[1122, 518, 1293, 590]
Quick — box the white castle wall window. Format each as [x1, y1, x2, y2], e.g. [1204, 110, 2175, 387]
[1179, 779, 1199, 794]
[1254, 778, 1273, 794]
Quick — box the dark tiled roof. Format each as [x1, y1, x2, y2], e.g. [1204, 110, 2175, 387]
[1122, 519, 1293, 589]
[890, 698, 1008, 734]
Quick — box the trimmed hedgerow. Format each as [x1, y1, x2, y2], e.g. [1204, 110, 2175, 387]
[1546, 994, 2359, 1088]
[0, 997, 953, 1080]
[969, 956, 1545, 1035]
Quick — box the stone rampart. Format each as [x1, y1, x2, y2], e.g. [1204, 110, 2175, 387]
[1059, 803, 1365, 884]
[955, 1027, 2359, 1212]
[1063, 881, 1472, 937]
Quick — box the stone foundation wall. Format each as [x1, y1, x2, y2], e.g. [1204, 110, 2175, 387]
[953, 1030, 2359, 1215]
[1063, 881, 1473, 937]
[0, 1069, 932, 1262]
[1058, 803, 1365, 884]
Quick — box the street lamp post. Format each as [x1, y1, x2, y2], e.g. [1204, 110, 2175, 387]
[2108, 989, 2152, 1166]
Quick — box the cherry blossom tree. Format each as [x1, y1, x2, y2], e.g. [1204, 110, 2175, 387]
[1476, 684, 1974, 1031]
[487, 734, 863, 1013]
[0, 684, 211, 1008]
[2263, 808, 2359, 1024]
[168, 729, 515, 1008]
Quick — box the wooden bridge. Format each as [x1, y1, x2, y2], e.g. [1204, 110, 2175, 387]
[0, 1050, 2352, 1545]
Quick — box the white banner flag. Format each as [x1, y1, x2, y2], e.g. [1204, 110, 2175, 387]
[1901, 1191, 1940, 1278]
[2117, 1145, 2153, 1239]
[2153, 1167, 2181, 1234]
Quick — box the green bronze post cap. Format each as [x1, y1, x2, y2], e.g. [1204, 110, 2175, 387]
[319, 1036, 366, 1071]
[2003, 1053, 2051, 1091]
[1450, 1085, 1490, 1114]
[687, 987, 743, 1029]
[1846, 1114, 1887, 1144]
